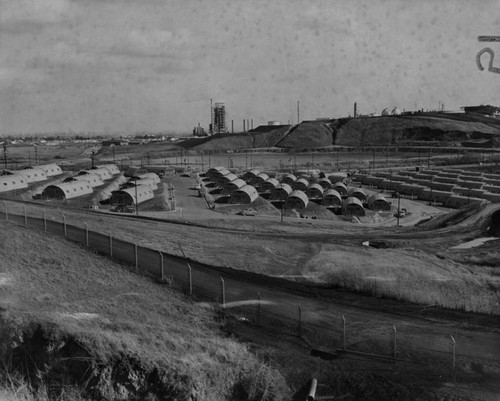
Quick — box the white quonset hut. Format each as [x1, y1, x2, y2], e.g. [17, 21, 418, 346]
[281, 174, 297, 186]
[78, 168, 112, 181]
[368, 193, 391, 211]
[242, 170, 261, 184]
[63, 174, 104, 188]
[127, 178, 158, 190]
[270, 183, 293, 200]
[222, 178, 246, 195]
[35, 163, 62, 177]
[307, 183, 324, 199]
[207, 166, 229, 180]
[19, 168, 48, 183]
[110, 185, 154, 205]
[322, 189, 342, 207]
[318, 178, 332, 190]
[92, 175, 127, 203]
[137, 172, 160, 184]
[230, 185, 258, 204]
[333, 182, 348, 197]
[255, 173, 269, 186]
[98, 164, 120, 175]
[343, 196, 365, 216]
[347, 187, 367, 203]
[217, 172, 238, 187]
[42, 182, 93, 200]
[0, 175, 28, 193]
[286, 190, 309, 209]
[260, 178, 280, 192]
[293, 178, 309, 192]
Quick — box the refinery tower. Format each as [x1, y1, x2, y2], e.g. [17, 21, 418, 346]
[209, 99, 227, 135]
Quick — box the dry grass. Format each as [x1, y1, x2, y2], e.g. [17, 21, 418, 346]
[303, 245, 500, 314]
[0, 222, 288, 400]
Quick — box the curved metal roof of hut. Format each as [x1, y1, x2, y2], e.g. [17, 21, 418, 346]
[367, 193, 391, 210]
[293, 178, 309, 191]
[19, 168, 47, 183]
[332, 182, 347, 195]
[0, 175, 28, 192]
[318, 178, 332, 189]
[137, 172, 160, 184]
[110, 184, 154, 205]
[207, 166, 229, 179]
[348, 186, 367, 201]
[98, 164, 120, 175]
[307, 183, 324, 198]
[261, 177, 280, 191]
[270, 183, 293, 200]
[322, 189, 342, 206]
[33, 163, 62, 176]
[218, 172, 238, 186]
[222, 178, 247, 194]
[42, 181, 93, 200]
[343, 196, 364, 208]
[79, 168, 113, 181]
[281, 174, 297, 184]
[343, 196, 365, 215]
[256, 172, 269, 182]
[286, 190, 309, 209]
[64, 173, 104, 188]
[230, 185, 259, 203]
[91, 174, 127, 203]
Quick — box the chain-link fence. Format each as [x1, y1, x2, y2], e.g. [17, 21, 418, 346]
[2, 199, 499, 378]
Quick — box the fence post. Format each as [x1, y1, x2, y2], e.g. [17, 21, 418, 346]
[62, 214, 67, 237]
[3, 201, 7, 221]
[298, 304, 302, 337]
[187, 263, 192, 295]
[43, 209, 47, 232]
[451, 335, 456, 377]
[393, 324, 397, 361]
[257, 292, 261, 325]
[109, 234, 113, 257]
[84, 223, 89, 247]
[159, 251, 164, 281]
[220, 277, 225, 307]
[23, 204, 27, 227]
[134, 243, 138, 272]
[342, 315, 346, 350]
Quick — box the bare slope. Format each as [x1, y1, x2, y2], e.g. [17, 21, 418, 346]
[0, 223, 287, 401]
[335, 115, 500, 147]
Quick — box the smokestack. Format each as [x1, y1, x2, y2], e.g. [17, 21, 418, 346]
[243, 119, 246, 132]
[251, 119, 253, 129]
[231, 120, 234, 133]
[354, 102, 357, 118]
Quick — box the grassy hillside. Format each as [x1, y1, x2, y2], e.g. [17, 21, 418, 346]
[0, 223, 287, 401]
[276, 121, 334, 148]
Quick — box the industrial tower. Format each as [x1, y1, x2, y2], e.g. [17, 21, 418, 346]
[210, 99, 227, 135]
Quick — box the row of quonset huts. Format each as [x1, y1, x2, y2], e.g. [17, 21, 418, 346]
[0, 163, 161, 206]
[205, 166, 393, 216]
[354, 168, 500, 208]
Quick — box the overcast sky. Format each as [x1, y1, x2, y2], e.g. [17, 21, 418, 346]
[1, 0, 499, 134]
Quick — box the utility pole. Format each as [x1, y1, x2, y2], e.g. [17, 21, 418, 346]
[3, 142, 8, 169]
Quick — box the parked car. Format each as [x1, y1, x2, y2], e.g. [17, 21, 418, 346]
[237, 208, 257, 216]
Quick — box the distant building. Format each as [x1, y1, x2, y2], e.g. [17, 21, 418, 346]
[101, 139, 129, 147]
[462, 105, 500, 116]
[193, 124, 207, 137]
[210, 101, 227, 135]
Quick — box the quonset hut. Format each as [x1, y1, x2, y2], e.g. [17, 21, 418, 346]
[347, 187, 367, 203]
[367, 193, 391, 211]
[42, 182, 93, 200]
[270, 183, 293, 200]
[207, 166, 229, 180]
[343, 196, 365, 216]
[63, 174, 104, 188]
[322, 189, 342, 207]
[217, 172, 238, 187]
[242, 170, 261, 184]
[98, 164, 120, 175]
[221, 178, 246, 195]
[0, 175, 28, 193]
[19, 168, 48, 183]
[280, 174, 297, 186]
[35, 163, 62, 177]
[260, 178, 280, 193]
[109, 185, 154, 205]
[332, 182, 348, 197]
[318, 178, 332, 190]
[293, 178, 309, 192]
[306, 183, 324, 199]
[230, 185, 258, 204]
[285, 190, 309, 209]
